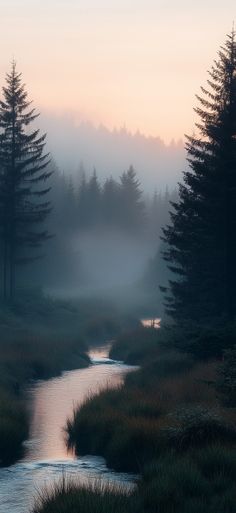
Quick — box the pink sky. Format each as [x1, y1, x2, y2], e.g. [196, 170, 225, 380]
[0, 0, 235, 142]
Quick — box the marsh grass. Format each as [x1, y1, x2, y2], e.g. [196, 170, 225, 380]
[35, 323, 236, 513]
[0, 289, 138, 466]
[66, 350, 223, 472]
[139, 448, 236, 513]
[32, 448, 236, 513]
[32, 477, 135, 513]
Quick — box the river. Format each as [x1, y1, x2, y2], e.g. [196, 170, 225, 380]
[0, 346, 137, 513]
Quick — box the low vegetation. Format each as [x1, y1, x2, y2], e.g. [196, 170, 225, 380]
[32, 448, 236, 513]
[50, 324, 236, 513]
[0, 289, 135, 466]
[32, 479, 134, 513]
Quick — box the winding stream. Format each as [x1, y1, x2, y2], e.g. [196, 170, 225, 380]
[0, 346, 136, 513]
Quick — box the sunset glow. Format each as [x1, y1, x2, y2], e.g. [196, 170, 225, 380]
[0, 1, 235, 141]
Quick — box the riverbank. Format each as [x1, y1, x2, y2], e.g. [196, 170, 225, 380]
[0, 290, 136, 466]
[0, 330, 88, 466]
[35, 324, 236, 512]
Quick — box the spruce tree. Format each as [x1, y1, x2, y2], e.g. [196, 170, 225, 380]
[102, 177, 120, 227]
[0, 62, 51, 300]
[119, 166, 145, 233]
[162, 31, 236, 322]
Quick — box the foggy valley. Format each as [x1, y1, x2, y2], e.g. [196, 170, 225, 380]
[0, 3, 236, 513]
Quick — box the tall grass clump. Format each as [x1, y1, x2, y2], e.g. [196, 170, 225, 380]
[66, 348, 221, 472]
[32, 477, 135, 513]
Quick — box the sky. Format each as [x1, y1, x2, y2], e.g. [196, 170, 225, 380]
[0, 0, 235, 142]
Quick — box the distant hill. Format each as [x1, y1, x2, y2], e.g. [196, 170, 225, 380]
[40, 113, 186, 192]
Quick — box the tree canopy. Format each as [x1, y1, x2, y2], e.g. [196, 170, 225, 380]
[162, 31, 236, 322]
[0, 62, 52, 299]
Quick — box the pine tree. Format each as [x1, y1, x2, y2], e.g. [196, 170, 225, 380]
[86, 169, 101, 226]
[0, 62, 51, 300]
[119, 165, 145, 233]
[102, 176, 120, 226]
[162, 31, 236, 322]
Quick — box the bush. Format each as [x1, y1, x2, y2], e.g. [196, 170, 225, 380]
[165, 406, 236, 451]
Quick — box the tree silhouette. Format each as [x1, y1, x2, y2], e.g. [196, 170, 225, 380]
[162, 31, 236, 322]
[102, 176, 120, 227]
[0, 62, 51, 300]
[119, 165, 145, 233]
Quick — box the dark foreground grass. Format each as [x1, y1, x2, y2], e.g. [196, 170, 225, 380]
[139, 447, 236, 513]
[32, 478, 134, 513]
[66, 348, 222, 472]
[33, 324, 236, 513]
[32, 447, 236, 513]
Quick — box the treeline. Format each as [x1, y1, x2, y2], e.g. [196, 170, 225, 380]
[38, 162, 178, 290]
[0, 60, 177, 297]
[51, 163, 177, 239]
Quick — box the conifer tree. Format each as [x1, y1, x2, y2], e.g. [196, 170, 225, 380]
[0, 62, 51, 300]
[102, 177, 120, 226]
[119, 165, 145, 233]
[87, 169, 101, 226]
[162, 31, 236, 322]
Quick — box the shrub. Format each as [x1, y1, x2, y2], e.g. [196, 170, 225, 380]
[165, 406, 236, 451]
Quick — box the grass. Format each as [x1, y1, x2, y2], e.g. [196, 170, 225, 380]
[0, 330, 90, 464]
[138, 448, 236, 513]
[66, 351, 222, 472]
[32, 447, 236, 513]
[0, 288, 137, 466]
[0, 323, 89, 465]
[32, 478, 134, 513]
[32, 323, 236, 512]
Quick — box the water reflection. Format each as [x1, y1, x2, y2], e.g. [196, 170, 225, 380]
[0, 347, 136, 513]
[25, 347, 125, 462]
[141, 318, 161, 328]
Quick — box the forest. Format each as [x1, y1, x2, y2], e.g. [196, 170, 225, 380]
[0, 26, 236, 513]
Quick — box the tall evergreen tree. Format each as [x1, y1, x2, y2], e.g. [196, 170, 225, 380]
[86, 169, 101, 226]
[162, 31, 236, 322]
[119, 165, 145, 233]
[102, 176, 120, 226]
[0, 62, 51, 300]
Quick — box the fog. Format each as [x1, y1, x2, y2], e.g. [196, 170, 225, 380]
[25, 112, 185, 309]
[63, 228, 156, 291]
[39, 112, 186, 192]
[23, 163, 175, 312]
[7, 113, 182, 309]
